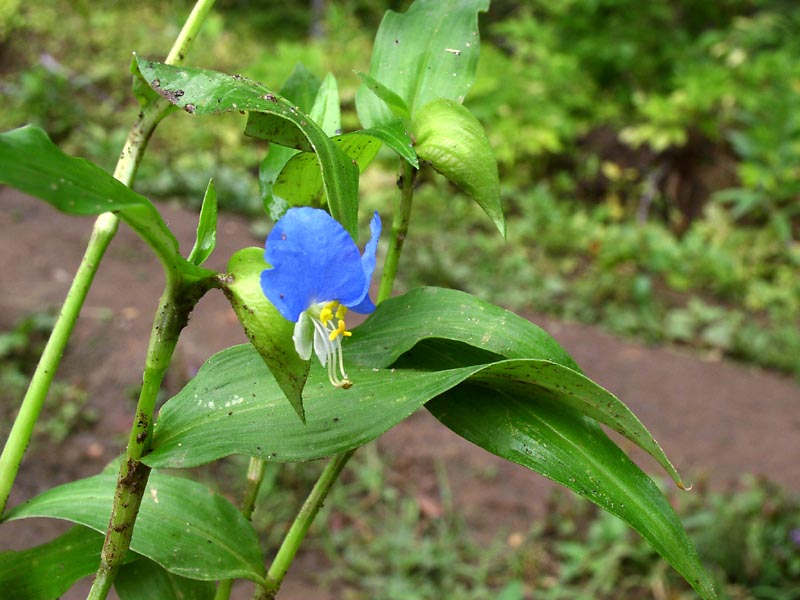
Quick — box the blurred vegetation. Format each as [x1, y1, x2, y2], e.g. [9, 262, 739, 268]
[1, 0, 798, 374]
[0, 313, 97, 445]
[207, 446, 800, 599]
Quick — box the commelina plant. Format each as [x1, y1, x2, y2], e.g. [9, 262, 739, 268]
[0, 1, 718, 599]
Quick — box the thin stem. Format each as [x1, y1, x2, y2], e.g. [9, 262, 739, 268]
[88, 283, 194, 600]
[377, 160, 417, 304]
[0, 0, 217, 517]
[256, 449, 356, 600]
[248, 160, 419, 597]
[0, 214, 119, 514]
[215, 457, 268, 600]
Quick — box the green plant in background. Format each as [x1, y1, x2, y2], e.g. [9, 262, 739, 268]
[0, 0, 770, 598]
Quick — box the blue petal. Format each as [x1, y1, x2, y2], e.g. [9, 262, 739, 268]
[260, 207, 366, 321]
[347, 211, 381, 314]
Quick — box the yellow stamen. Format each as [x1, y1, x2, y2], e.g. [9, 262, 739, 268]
[328, 318, 349, 341]
[335, 304, 348, 320]
[319, 301, 338, 326]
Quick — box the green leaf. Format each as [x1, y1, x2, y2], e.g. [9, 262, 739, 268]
[116, 558, 215, 600]
[144, 344, 473, 469]
[135, 56, 360, 238]
[142, 286, 712, 597]
[413, 98, 504, 236]
[310, 73, 341, 136]
[0, 526, 137, 600]
[0, 126, 211, 282]
[278, 63, 322, 114]
[3, 471, 265, 583]
[224, 247, 309, 421]
[352, 120, 418, 168]
[259, 144, 296, 221]
[356, 0, 489, 128]
[187, 179, 217, 266]
[426, 385, 716, 600]
[258, 66, 322, 220]
[346, 287, 577, 370]
[355, 72, 410, 121]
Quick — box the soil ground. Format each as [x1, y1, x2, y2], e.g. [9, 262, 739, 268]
[1, 188, 799, 598]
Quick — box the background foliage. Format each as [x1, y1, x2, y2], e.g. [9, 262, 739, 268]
[2, 0, 797, 375]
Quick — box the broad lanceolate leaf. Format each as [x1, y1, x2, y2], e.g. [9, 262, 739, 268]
[144, 344, 477, 469]
[116, 558, 215, 600]
[2, 471, 265, 583]
[346, 287, 578, 370]
[135, 57, 360, 238]
[187, 179, 218, 266]
[0, 526, 137, 600]
[427, 384, 716, 600]
[0, 126, 212, 283]
[356, 0, 489, 128]
[347, 287, 683, 487]
[143, 286, 712, 597]
[413, 98, 504, 236]
[144, 286, 681, 488]
[225, 247, 309, 422]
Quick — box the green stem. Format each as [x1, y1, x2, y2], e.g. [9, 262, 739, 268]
[249, 160, 419, 598]
[215, 457, 268, 600]
[256, 449, 356, 600]
[377, 160, 417, 304]
[0, 214, 118, 514]
[88, 283, 196, 600]
[0, 0, 217, 517]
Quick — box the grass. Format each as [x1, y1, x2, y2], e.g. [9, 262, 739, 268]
[207, 444, 800, 599]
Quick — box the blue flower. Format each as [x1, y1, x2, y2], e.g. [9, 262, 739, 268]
[260, 207, 381, 387]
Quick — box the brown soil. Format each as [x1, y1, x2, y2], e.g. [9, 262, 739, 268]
[1, 188, 799, 598]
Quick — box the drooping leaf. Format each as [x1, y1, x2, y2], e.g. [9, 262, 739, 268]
[0, 526, 138, 600]
[413, 98, 504, 236]
[187, 179, 218, 266]
[140, 348, 711, 596]
[138, 287, 713, 596]
[426, 383, 716, 600]
[116, 557, 215, 600]
[356, 0, 489, 128]
[0, 126, 212, 283]
[134, 57, 359, 238]
[2, 471, 265, 583]
[224, 247, 309, 422]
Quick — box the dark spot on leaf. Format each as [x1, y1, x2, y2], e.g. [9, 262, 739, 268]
[184, 103, 196, 114]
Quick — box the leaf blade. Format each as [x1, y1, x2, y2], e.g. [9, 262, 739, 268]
[427, 384, 716, 600]
[0, 126, 210, 281]
[356, 0, 489, 127]
[2, 472, 265, 583]
[135, 57, 360, 238]
[413, 98, 504, 236]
